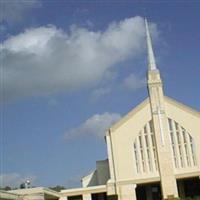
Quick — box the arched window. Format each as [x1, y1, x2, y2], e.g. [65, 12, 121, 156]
[168, 118, 197, 168]
[133, 118, 197, 174]
[133, 120, 158, 174]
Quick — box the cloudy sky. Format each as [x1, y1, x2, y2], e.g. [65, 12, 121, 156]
[1, 0, 200, 188]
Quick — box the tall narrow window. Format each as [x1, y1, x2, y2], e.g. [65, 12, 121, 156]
[133, 120, 158, 174]
[168, 118, 197, 169]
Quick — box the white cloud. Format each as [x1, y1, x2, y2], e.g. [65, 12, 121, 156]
[123, 73, 146, 91]
[1, 16, 159, 102]
[65, 112, 121, 140]
[0, 173, 37, 188]
[0, 0, 41, 24]
[91, 87, 111, 101]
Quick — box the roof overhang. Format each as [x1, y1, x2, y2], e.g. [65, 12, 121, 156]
[9, 187, 60, 199]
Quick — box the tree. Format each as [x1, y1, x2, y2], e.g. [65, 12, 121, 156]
[0, 186, 12, 191]
[49, 185, 65, 192]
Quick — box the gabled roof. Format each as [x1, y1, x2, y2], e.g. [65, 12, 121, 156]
[107, 96, 200, 134]
[108, 98, 150, 133]
[165, 96, 200, 117]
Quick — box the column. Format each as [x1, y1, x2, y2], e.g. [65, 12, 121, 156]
[59, 197, 68, 200]
[118, 184, 137, 200]
[83, 193, 92, 200]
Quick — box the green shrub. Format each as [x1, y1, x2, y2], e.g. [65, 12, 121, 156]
[107, 195, 118, 200]
[164, 197, 200, 200]
[193, 196, 200, 200]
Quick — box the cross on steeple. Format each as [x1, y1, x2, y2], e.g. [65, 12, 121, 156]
[157, 106, 165, 146]
[145, 18, 179, 198]
[145, 18, 165, 146]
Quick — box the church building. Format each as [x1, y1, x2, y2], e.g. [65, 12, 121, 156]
[1, 18, 200, 200]
[60, 18, 200, 200]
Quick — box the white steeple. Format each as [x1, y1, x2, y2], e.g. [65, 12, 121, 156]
[145, 18, 179, 198]
[145, 18, 157, 71]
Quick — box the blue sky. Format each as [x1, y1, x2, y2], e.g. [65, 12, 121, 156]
[0, 0, 200, 188]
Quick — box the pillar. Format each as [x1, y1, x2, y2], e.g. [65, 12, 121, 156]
[118, 184, 137, 200]
[59, 197, 68, 200]
[83, 193, 92, 200]
[148, 70, 179, 199]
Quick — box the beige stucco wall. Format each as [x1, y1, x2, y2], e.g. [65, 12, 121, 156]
[107, 96, 200, 185]
[58, 96, 200, 200]
[108, 99, 160, 183]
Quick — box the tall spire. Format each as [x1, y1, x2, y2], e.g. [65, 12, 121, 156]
[145, 18, 157, 71]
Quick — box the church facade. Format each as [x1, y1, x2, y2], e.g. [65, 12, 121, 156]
[60, 18, 200, 200]
[1, 19, 200, 200]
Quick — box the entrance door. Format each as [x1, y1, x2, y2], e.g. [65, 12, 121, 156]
[136, 183, 161, 200]
[177, 177, 200, 198]
[151, 184, 161, 200]
[92, 192, 107, 200]
[136, 185, 146, 200]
